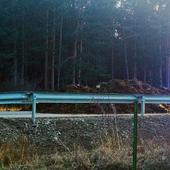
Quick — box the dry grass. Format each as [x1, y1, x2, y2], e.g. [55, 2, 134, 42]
[1, 135, 170, 170]
[0, 105, 30, 112]
[0, 106, 22, 112]
[0, 134, 131, 170]
[49, 138, 131, 170]
[137, 141, 170, 170]
[0, 136, 42, 169]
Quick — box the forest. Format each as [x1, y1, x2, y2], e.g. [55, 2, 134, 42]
[0, 0, 170, 91]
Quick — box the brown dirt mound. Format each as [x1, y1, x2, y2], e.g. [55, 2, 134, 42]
[38, 79, 170, 114]
[97, 79, 170, 94]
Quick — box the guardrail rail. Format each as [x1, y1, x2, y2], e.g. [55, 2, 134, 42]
[0, 92, 170, 123]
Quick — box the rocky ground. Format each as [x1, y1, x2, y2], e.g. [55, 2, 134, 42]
[1, 115, 170, 169]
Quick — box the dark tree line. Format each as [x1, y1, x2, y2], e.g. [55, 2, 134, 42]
[0, 0, 170, 91]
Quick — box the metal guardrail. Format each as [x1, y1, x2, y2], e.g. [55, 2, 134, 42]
[0, 92, 170, 122]
[0, 91, 170, 170]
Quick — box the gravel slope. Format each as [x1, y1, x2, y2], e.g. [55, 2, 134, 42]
[0, 115, 170, 153]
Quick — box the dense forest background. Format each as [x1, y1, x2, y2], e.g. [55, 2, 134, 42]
[0, 0, 170, 91]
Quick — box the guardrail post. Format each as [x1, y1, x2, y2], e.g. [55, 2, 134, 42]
[141, 96, 145, 116]
[32, 94, 36, 124]
[132, 100, 138, 170]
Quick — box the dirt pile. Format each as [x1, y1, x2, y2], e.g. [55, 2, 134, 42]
[97, 79, 170, 94]
[64, 85, 96, 93]
[63, 79, 170, 95]
[58, 79, 170, 113]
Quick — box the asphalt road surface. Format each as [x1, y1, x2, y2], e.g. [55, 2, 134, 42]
[0, 111, 169, 118]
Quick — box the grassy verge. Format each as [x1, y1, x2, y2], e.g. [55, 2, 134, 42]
[0, 135, 131, 170]
[0, 134, 170, 170]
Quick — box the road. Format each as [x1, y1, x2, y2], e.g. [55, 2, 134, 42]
[0, 111, 169, 118]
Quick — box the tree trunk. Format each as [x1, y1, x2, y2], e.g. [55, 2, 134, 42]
[51, 7, 56, 91]
[124, 40, 129, 80]
[73, 40, 78, 85]
[111, 41, 114, 80]
[121, 0, 129, 80]
[166, 57, 170, 88]
[13, 12, 18, 86]
[159, 40, 163, 87]
[166, 38, 170, 88]
[133, 35, 137, 80]
[45, 9, 49, 90]
[148, 70, 152, 85]
[78, 40, 83, 85]
[133, 1, 137, 80]
[143, 66, 146, 83]
[159, 59, 163, 87]
[21, 10, 25, 85]
[57, 16, 63, 90]
[14, 53, 18, 86]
